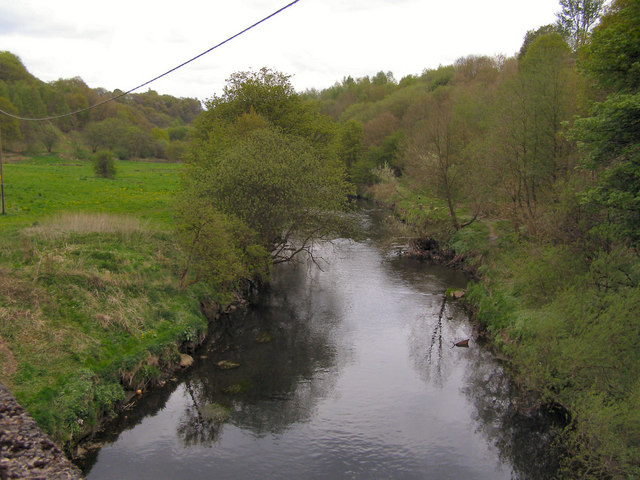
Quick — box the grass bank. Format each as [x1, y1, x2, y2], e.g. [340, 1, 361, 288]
[368, 180, 640, 479]
[0, 156, 218, 451]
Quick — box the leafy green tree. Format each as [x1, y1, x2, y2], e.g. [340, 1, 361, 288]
[0, 52, 34, 83]
[10, 81, 45, 116]
[518, 25, 562, 59]
[204, 68, 296, 127]
[363, 112, 400, 147]
[167, 125, 191, 142]
[0, 97, 22, 146]
[63, 91, 91, 130]
[180, 69, 353, 281]
[166, 140, 187, 162]
[122, 125, 157, 159]
[337, 120, 364, 174]
[491, 34, 577, 233]
[83, 118, 128, 153]
[175, 197, 269, 291]
[582, 0, 640, 93]
[200, 68, 337, 153]
[40, 123, 59, 153]
[405, 88, 466, 230]
[184, 126, 352, 264]
[572, 0, 640, 246]
[556, 0, 605, 51]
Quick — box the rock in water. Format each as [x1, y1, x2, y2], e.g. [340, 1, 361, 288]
[179, 353, 194, 368]
[216, 360, 240, 370]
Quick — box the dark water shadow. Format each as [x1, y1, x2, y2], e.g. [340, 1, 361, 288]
[462, 349, 566, 480]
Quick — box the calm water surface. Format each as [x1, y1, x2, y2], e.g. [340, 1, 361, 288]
[83, 208, 560, 479]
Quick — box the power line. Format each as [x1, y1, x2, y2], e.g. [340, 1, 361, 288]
[0, 0, 301, 122]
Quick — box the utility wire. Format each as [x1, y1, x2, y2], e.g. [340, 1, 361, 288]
[0, 0, 301, 122]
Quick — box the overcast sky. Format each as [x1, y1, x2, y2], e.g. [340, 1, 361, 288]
[1, 0, 560, 102]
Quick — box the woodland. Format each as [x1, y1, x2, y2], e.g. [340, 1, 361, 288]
[0, 51, 201, 161]
[0, 0, 638, 477]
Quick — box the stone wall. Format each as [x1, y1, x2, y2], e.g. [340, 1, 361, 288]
[0, 384, 83, 480]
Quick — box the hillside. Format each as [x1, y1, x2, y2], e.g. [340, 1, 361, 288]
[0, 51, 201, 161]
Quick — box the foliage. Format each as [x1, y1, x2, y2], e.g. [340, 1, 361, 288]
[572, 93, 640, 244]
[0, 96, 21, 144]
[40, 123, 59, 153]
[0, 51, 34, 83]
[0, 52, 201, 159]
[92, 149, 116, 178]
[573, 0, 640, 246]
[518, 24, 563, 59]
[405, 87, 467, 230]
[175, 196, 269, 293]
[337, 119, 365, 176]
[181, 69, 353, 277]
[582, 0, 640, 93]
[465, 243, 640, 478]
[556, 0, 605, 51]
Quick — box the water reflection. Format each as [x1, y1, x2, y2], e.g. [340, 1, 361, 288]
[175, 257, 347, 445]
[462, 349, 565, 479]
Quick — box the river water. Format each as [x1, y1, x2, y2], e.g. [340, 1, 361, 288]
[83, 207, 561, 479]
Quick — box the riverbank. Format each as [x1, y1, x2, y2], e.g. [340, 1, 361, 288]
[368, 186, 640, 479]
[0, 157, 239, 458]
[0, 212, 218, 455]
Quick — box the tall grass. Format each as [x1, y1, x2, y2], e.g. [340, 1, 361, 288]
[25, 213, 151, 239]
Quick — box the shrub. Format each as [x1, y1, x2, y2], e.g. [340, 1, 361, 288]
[93, 150, 116, 178]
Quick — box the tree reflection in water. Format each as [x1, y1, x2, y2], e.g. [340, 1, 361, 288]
[408, 292, 469, 387]
[462, 350, 565, 479]
[176, 257, 347, 446]
[401, 270, 564, 479]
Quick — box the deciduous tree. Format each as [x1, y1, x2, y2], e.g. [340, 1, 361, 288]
[573, 0, 640, 245]
[179, 69, 353, 285]
[556, 0, 605, 51]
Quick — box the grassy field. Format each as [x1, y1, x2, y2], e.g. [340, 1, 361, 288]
[1, 156, 181, 229]
[0, 156, 212, 449]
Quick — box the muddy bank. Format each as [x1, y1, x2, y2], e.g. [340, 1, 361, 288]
[0, 384, 83, 480]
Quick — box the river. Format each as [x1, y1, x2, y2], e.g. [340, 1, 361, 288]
[82, 206, 561, 479]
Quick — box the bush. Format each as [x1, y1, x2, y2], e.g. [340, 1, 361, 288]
[93, 150, 116, 178]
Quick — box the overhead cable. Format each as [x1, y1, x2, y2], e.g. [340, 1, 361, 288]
[0, 0, 301, 122]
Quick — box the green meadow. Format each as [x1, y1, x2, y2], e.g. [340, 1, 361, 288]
[0, 156, 211, 448]
[1, 156, 181, 228]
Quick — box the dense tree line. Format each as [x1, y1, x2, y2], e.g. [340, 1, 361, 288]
[174, 2, 637, 474]
[0, 51, 201, 160]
